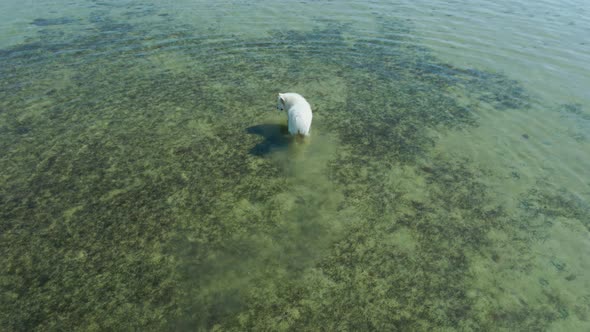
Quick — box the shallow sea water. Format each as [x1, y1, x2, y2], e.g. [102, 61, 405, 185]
[1, 0, 589, 331]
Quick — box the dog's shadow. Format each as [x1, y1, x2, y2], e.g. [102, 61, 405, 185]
[246, 124, 291, 156]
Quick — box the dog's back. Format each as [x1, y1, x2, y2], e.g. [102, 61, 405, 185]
[279, 93, 313, 136]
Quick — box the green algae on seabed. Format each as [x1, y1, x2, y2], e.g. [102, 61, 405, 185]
[0, 3, 589, 331]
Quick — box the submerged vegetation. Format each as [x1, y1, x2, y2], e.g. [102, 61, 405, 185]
[0, 1, 588, 331]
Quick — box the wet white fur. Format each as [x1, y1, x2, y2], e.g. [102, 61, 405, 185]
[277, 92, 313, 136]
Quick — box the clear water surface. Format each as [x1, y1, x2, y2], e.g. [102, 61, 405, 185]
[1, 0, 589, 330]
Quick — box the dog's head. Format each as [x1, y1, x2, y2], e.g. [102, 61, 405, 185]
[277, 93, 286, 111]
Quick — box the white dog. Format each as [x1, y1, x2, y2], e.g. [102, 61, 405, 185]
[277, 92, 313, 137]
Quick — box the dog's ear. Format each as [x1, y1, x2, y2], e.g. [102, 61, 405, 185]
[278, 93, 286, 105]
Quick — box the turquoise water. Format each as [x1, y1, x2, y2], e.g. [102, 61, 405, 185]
[1, 0, 589, 330]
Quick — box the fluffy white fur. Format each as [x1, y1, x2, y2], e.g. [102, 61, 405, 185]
[277, 92, 313, 136]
